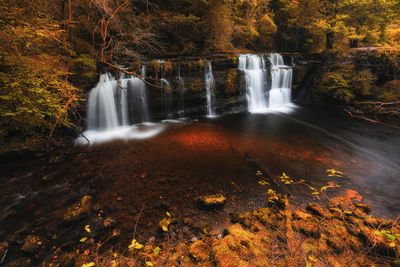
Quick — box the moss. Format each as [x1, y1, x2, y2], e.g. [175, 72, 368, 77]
[225, 69, 239, 95]
[212, 224, 270, 267]
[198, 194, 226, 205]
[163, 61, 173, 76]
[189, 79, 204, 91]
[130, 62, 142, 73]
[228, 55, 238, 66]
[189, 240, 210, 262]
[71, 54, 97, 86]
[198, 59, 205, 69]
[63, 195, 92, 222]
[148, 60, 161, 76]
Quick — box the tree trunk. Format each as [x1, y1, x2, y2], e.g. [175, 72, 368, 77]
[326, 31, 334, 50]
[350, 39, 358, 48]
[68, 0, 72, 22]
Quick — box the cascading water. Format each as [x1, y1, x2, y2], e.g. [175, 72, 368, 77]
[269, 53, 293, 108]
[176, 72, 185, 118]
[239, 53, 293, 112]
[238, 54, 268, 112]
[205, 61, 215, 116]
[160, 78, 173, 119]
[87, 72, 149, 130]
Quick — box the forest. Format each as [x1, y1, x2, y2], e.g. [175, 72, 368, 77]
[1, 0, 400, 145]
[1, 0, 400, 266]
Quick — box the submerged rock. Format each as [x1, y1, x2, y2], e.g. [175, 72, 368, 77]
[63, 195, 93, 222]
[21, 235, 42, 253]
[196, 194, 226, 209]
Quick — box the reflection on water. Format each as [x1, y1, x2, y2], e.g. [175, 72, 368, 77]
[75, 105, 400, 218]
[201, 106, 400, 218]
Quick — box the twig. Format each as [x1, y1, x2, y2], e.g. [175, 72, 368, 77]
[133, 204, 145, 238]
[103, 61, 169, 90]
[1, 247, 7, 264]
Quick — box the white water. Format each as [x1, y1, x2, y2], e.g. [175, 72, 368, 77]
[239, 53, 293, 113]
[205, 61, 215, 116]
[269, 53, 293, 108]
[80, 71, 155, 144]
[176, 74, 185, 118]
[87, 73, 149, 130]
[160, 78, 173, 119]
[238, 54, 268, 112]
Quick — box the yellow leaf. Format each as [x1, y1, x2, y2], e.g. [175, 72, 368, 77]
[308, 255, 318, 262]
[85, 225, 91, 233]
[135, 243, 144, 249]
[146, 262, 153, 266]
[321, 186, 328, 192]
[82, 262, 95, 267]
[154, 247, 161, 255]
[389, 242, 396, 247]
[166, 212, 171, 217]
[162, 226, 168, 232]
[80, 237, 87, 242]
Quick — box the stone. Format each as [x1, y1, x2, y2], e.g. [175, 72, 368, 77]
[21, 235, 42, 254]
[212, 224, 270, 266]
[63, 195, 92, 222]
[306, 202, 333, 219]
[196, 194, 226, 209]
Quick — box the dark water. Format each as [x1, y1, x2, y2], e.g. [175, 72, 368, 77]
[1, 105, 399, 264]
[200, 106, 400, 218]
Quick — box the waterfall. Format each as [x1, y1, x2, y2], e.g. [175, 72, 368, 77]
[239, 53, 293, 112]
[87, 72, 149, 131]
[160, 78, 173, 119]
[269, 53, 293, 108]
[176, 72, 185, 118]
[205, 61, 215, 116]
[238, 54, 268, 112]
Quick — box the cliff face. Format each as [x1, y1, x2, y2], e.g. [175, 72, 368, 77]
[93, 50, 398, 124]
[103, 53, 298, 121]
[126, 54, 247, 121]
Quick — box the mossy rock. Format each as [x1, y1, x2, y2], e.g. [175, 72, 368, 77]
[163, 61, 173, 76]
[21, 235, 43, 254]
[63, 195, 92, 222]
[148, 60, 161, 77]
[189, 240, 210, 262]
[196, 194, 226, 209]
[212, 224, 270, 267]
[130, 62, 142, 73]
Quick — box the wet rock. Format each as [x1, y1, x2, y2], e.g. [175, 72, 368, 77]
[293, 213, 321, 238]
[355, 203, 371, 214]
[306, 202, 333, 219]
[196, 194, 226, 209]
[21, 235, 43, 253]
[63, 195, 92, 222]
[356, 225, 400, 257]
[8, 257, 31, 267]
